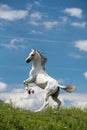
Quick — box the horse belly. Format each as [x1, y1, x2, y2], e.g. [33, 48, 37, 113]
[35, 74, 48, 89]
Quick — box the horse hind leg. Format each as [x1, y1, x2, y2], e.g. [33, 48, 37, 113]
[52, 95, 61, 108]
[51, 89, 61, 108]
[35, 101, 49, 112]
[35, 92, 50, 112]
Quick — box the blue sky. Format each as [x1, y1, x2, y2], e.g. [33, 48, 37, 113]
[0, 0, 87, 110]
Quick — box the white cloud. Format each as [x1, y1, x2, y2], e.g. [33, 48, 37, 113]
[71, 101, 87, 109]
[60, 93, 87, 109]
[0, 81, 7, 91]
[30, 12, 42, 20]
[34, 0, 41, 6]
[43, 21, 59, 29]
[29, 20, 41, 26]
[1, 38, 26, 50]
[29, 11, 59, 30]
[75, 40, 87, 52]
[69, 53, 82, 59]
[0, 3, 28, 21]
[61, 16, 68, 24]
[71, 22, 86, 28]
[0, 86, 45, 110]
[64, 8, 82, 18]
[29, 19, 59, 29]
[0, 84, 87, 110]
[30, 30, 43, 34]
[26, 0, 41, 11]
[83, 72, 87, 79]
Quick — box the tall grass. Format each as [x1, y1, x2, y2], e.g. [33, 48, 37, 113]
[0, 100, 87, 130]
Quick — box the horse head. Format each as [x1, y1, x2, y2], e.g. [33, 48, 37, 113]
[26, 49, 35, 63]
[25, 49, 47, 69]
[25, 49, 42, 63]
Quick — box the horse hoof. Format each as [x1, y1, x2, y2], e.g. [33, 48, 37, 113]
[27, 89, 34, 94]
[28, 90, 31, 94]
[32, 90, 34, 94]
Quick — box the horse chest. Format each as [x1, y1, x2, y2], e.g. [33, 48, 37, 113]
[35, 73, 48, 89]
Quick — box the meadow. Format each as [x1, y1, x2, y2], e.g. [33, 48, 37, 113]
[0, 100, 87, 130]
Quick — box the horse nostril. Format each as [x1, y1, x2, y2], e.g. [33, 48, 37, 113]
[26, 59, 29, 63]
[26, 59, 28, 63]
[26, 58, 31, 63]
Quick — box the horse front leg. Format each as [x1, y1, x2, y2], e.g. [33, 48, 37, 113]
[23, 77, 35, 94]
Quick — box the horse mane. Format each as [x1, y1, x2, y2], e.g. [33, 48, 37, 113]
[36, 50, 47, 70]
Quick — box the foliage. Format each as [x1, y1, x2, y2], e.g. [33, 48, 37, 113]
[0, 100, 87, 130]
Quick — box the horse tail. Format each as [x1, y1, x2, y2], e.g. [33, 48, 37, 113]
[59, 85, 76, 93]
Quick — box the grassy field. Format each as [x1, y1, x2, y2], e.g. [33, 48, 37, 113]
[0, 100, 87, 130]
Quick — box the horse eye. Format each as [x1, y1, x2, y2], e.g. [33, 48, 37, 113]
[31, 54, 35, 57]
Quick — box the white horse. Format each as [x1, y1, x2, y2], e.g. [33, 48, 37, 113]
[23, 49, 76, 112]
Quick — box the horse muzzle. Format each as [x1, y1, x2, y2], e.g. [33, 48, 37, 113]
[26, 58, 32, 63]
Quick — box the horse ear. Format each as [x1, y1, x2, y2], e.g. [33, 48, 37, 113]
[31, 49, 37, 53]
[31, 49, 34, 52]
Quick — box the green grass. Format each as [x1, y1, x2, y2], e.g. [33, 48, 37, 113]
[0, 100, 87, 130]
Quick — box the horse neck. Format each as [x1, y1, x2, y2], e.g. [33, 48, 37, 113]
[33, 59, 43, 69]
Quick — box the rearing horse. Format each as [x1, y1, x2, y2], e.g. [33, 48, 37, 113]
[23, 49, 76, 112]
